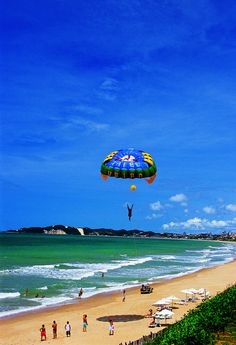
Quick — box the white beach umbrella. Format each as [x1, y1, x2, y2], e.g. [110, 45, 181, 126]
[156, 309, 174, 323]
[156, 309, 174, 317]
[181, 289, 194, 301]
[165, 295, 181, 306]
[152, 298, 170, 306]
[166, 295, 180, 301]
[198, 288, 208, 298]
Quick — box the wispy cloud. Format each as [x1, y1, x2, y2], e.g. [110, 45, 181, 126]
[203, 206, 216, 214]
[146, 213, 163, 220]
[150, 201, 163, 211]
[61, 116, 110, 132]
[73, 104, 103, 115]
[100, 78, 119, 91]
[97, 78, 119, 101]
[225, 204, 236, 212]
[169, 193, 188, 203]
[163, 217, 236, 231]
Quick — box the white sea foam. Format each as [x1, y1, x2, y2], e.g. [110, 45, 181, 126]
[0, 292, 20, 299]
[148, 267, 204, 282]
[0, 257, 153, 281]
[37, 286, 48, 290]
[154, 255, 176, 260]
[0, 283, 141, 318]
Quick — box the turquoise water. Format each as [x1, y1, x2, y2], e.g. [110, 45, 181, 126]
[0, 233, 235, 318]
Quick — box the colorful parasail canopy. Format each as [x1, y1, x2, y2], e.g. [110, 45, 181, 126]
[101, 148, 157, 184]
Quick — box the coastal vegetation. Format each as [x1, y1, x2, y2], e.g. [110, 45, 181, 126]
[145, 284, 236, 345]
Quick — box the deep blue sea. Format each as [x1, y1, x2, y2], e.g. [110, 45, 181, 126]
[0, 233, 235, 318]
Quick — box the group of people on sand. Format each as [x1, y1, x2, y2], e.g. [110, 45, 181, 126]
[40, 320, 71, 341]
[39, 314, 115, 340]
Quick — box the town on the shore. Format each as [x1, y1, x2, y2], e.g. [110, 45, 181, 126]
[4, 224, 236, 241]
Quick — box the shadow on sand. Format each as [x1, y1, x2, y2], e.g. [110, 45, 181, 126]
[97, 314, 145, 322]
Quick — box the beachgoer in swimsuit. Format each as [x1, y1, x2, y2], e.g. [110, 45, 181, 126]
[40, 324, 46, 341]
[79, 288, 83, 298]
[82, 314, 88, 332]
[52, 320, 57, 338]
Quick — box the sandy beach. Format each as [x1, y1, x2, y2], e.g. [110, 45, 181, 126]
[0, 260, 235, 345]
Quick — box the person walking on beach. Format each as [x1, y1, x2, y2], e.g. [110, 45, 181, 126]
[82, 314, 88, 332]
[127, 204, 133, 221]
[122, 289, 126, 302]
[109, 319, 114, 335]
[65, 321, 71, 337]
[40, 324, 46, 341]
[52, 320, 57, 339]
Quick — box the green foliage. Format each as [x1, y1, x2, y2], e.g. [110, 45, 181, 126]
[146, 284, 236, 345]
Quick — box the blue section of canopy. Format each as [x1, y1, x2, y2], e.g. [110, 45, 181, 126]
[105, 149, 148, 170]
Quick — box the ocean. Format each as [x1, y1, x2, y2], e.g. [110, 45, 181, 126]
[0, 233, 235, 318]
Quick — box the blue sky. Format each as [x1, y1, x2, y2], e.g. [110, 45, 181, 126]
[1, 0, 236, 233]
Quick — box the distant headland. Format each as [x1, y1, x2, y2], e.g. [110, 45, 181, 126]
[3, 224, 236, 241]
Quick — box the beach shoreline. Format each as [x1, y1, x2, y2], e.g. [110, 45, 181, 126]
[1, 257, 234, 321]
[0, 260, 235, 345]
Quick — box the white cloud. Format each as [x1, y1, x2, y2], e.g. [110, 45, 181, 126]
[203, 206, 216, 214]
[169, 193, 187, 203]
[225, 204, 236, 212]
[162, 217, 236, 231]
[146, 213, 163, 220]
[150, 201, 163, 211]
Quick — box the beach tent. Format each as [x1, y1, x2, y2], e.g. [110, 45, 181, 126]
[152, 298, 170, 306]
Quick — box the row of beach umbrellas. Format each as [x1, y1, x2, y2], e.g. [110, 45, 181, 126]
[152, 288, 209, 308]
[152, 295, 180, 307]
[152, 288, 209, 322]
